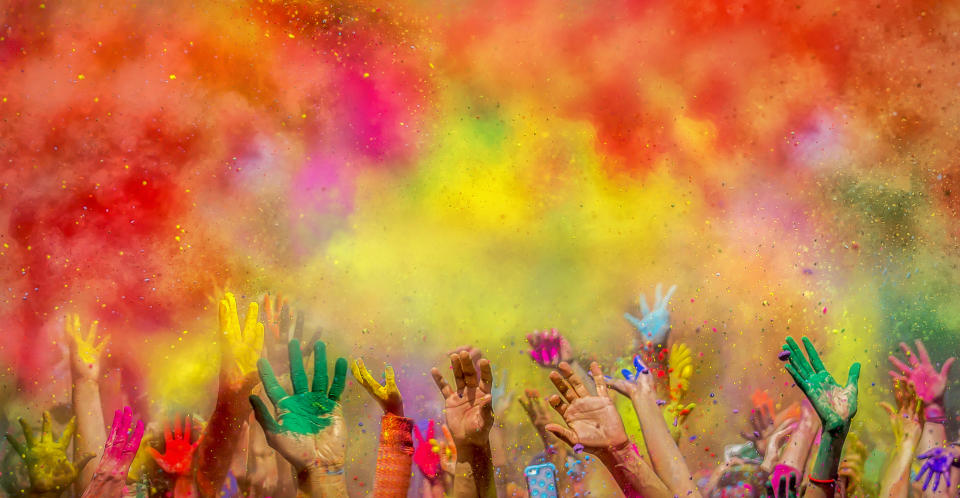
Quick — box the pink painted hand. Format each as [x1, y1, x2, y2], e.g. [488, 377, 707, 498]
[148, 415, 202, 476]
[413, 420, 441, 481]
[527, 329, 573, 368]
[888, 339, 954, 419]
[80, 407, 145, 498]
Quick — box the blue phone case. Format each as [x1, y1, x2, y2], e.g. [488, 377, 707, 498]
[525, 463, 559, 498]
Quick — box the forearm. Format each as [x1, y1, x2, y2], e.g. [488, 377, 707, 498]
[80, 462, 126, 498]
[196, 392, 252, 497]
[374, 414, 414, 498]
[879, 432, 921, 498]
[779, 421, 818, 475]
[452, 442, 496, 498]
[806, 431, 846, 498]
[629, 393, 700, 497]
[596, 442, 671, 498]
[297, 467, 348, 498]
[174, 474, 198, 498]
[73, 377, 107, 492]
[919, 420, 949, 498]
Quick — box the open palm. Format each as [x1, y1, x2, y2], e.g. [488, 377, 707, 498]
[781, 336, 859, 433]
[431, 350, 494, 448]
[545, 362, 628, 453]
[250, 340, 347, 472]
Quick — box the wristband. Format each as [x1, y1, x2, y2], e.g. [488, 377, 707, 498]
[809, 477, 835, 485]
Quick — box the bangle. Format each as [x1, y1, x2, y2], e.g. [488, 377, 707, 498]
[809, 477, 836, 485]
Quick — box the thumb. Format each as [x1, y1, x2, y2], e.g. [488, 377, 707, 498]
[544, 423, 578, 448]
[846, 363, 861, 390]
[942, 357, 956, 378]
[76, 452, 96, 473]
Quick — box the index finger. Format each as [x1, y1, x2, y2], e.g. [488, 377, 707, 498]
[460, 351, 479, 389]
[559, 362, 589, 398]
[590, 362, 608, 397]
[478, 359, 493, 394]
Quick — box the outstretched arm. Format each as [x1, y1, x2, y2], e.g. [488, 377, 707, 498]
[352, 358, 414, 497]
[431, 351, 497, 498]
[66, 314, 109, 494]
[888, 340, 956, 498]
[81, 407, 144, 498]
[608, 356, 700, 498]
[196, 293, 264, 497]
[546, 361, 671, 498]
[249, 340, 349, 498]
[779, 337, 860, 498]
[877, 381, 923, 498]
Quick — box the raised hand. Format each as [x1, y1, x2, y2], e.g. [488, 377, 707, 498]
[781, 336, 860, 434]
[351, 359, 403, 417]
[432, 424, 457, 477]
[916, 445, 960, 492]
[878, 380, 924, 446]
[667, 342, 693, 400]
[769, 464, 801, 498]
[6, 412, 92, 495]
[65, 314, 108, 380]
[80, 407, 145, 498]
[249, 340, 348, 473]
[837, 433, 867, 497]
[518, 389, 553, 438]
[430, 351, 495, 448]
[219, 292, 265, 384]
[760, 419, 797, 472]
[527, 329, 573, 368]
[544, 362, 627, 452]
[148, 415, 201, 476]
[624, 283, 677, 346]
[413, 420, 441, 481]
[888, 339, 954, 419]
[740, 403, 775, 451]
[263, 293, 312, 364]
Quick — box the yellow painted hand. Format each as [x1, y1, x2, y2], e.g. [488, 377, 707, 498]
[219, 292, 264, 382]
[668, 343, 693, 401]
[66, 314, 109, 379]
[351, 359, 403, 417]
[662, 400, 696, 442]
[5, 412, 94, 495]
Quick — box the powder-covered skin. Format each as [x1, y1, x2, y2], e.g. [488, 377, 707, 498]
[3, 0, 960, 487]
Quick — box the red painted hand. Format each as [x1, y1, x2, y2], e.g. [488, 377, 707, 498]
[148, 415, 201, 476]
[413, 420, 441, 481]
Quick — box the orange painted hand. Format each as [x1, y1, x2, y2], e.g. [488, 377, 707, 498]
[65, 314, 108, 380]
[351, 359, 403, 417]
[6, 412, 93, 495]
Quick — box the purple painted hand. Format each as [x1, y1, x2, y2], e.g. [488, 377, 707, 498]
[915, 446, 958, 492]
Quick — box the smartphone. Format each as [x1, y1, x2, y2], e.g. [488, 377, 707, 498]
[525, 463, 559, 498]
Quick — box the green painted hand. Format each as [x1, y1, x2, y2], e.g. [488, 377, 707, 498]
[781, 337, 860, 434]
[5, 412, 93, 495]
[249, 340, 348, 473]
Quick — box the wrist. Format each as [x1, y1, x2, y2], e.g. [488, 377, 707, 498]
[925, 402, 946, 420]
[812, 430, 846, 481]
[455, 440, 492, 463]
